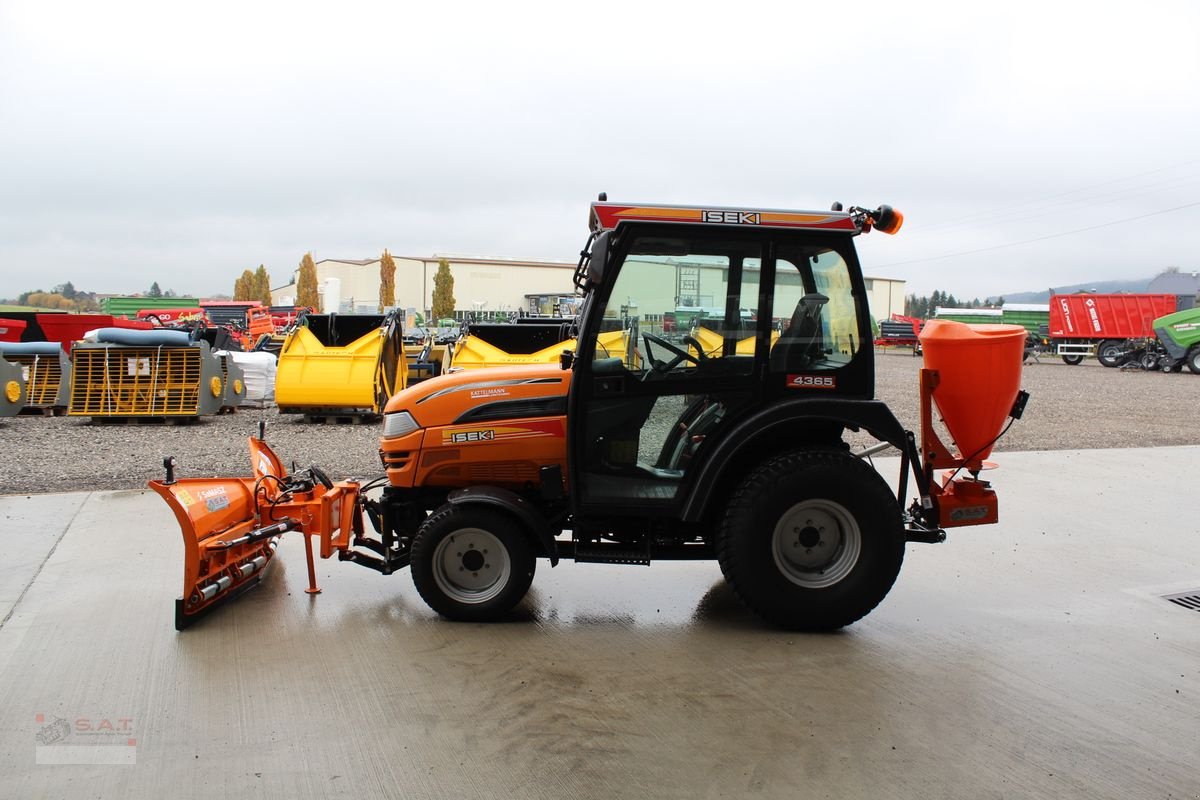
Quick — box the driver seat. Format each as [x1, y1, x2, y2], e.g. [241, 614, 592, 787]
[769, 293, 828, 371]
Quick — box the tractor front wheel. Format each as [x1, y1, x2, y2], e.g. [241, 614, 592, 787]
[716, 450, 905, 631]
[411, 505, 536, 621]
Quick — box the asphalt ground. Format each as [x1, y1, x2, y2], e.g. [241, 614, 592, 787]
[1, 447, 1197, 799]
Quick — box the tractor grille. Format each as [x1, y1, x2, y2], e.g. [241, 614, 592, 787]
[10, 354, 61, 408]
[70, 346, 203, 416]
[381, 450, 412, 470]
[465, 462, 538, 484]
[1163, 591, 1200, 612]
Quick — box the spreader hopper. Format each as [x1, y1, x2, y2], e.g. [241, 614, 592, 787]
[918, 320, 1028, 527]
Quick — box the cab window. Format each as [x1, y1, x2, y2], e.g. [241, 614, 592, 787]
[597, 234, 758, 378]
[769, 245, 860, 372]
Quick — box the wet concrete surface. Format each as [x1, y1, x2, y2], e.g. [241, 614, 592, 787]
[1, 447, 1198, 799]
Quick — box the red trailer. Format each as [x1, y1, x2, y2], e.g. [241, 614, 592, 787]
[0, 317, 26, 343]
[35, 313, 153, 351]
[135, 307, 206, 325]
[1047, 293, 1178, 366]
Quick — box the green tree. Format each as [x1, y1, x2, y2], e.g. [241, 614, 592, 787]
[431, 259, 455, 320]
[379, 249, 396, 313]
[253, 264, 271, 306]
[296, 252, 320, 310]
[54, 281, 77, 300]
[147, 281, 163, 298]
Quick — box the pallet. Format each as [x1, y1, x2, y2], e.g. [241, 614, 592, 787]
[88, 416, 204, 426]
[300, 414, 379, 425]
[18, 407, 68, 417]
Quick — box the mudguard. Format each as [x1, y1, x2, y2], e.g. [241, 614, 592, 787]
[445, 486, 560, 566]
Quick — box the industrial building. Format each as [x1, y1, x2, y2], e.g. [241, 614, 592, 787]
[271, 254, 905, 323]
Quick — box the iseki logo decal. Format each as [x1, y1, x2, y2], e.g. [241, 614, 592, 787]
[786, 374, 836, 389]
[702, 210, 760, 225]
[448, 429, 496, 444]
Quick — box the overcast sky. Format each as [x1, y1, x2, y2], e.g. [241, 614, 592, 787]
[2, 0, 1198, 301]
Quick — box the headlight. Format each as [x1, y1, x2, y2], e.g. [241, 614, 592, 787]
[382, 411, 420, 439]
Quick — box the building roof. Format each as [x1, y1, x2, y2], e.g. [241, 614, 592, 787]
[317, 258, 378, 267]
[1148, 269, 1200, 294]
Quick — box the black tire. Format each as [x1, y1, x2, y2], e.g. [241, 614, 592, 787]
[1188, 347, 1200, 375]
[410, 505, 536, 621]
[1096, 340, 1125, 368]
[715, 450, 905, 631]
[1061, 353, 1084, 365]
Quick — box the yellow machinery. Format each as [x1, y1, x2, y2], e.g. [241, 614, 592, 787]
[450, 320, 635, 370]
[275, 312, 405, 417]
[68, 329, 227, 419]
[404, 341, 453, 384]
[1, 358, 26, 417]
[688, 325, 780, 359]
[0, 342, 70, 414]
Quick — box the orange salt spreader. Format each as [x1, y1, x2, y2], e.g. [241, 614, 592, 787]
[917, 320, 1030, 528]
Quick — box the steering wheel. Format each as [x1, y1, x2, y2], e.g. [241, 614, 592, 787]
[642, 333, 707, 376]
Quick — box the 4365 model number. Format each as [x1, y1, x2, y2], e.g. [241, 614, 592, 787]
[786, 374, 836, 389]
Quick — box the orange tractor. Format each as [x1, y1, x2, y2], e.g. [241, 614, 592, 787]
[151, 197, 1029, 630]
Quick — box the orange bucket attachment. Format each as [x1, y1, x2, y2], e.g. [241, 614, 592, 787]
[918, 320, 1025, 462]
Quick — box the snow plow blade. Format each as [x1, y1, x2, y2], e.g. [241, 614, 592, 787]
[148, 437, 362, 630]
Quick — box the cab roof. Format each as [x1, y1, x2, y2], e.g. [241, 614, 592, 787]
[589, 202, 859, 234]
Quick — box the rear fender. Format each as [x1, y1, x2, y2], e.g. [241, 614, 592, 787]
[445, 486, 559, 566]
[680, 398, 908, 522]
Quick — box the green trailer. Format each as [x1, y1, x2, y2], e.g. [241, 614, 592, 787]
[101, 296, 202, 318]
[934, 305, 1049, 335]
[1000, 305, 1050, 334]
[1152, 307, 1200, 373]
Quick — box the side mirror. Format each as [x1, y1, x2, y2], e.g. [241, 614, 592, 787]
[560, 349, 575, 370]
[586, 231, 610, 287]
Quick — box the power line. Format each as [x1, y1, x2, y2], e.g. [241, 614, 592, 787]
[871, 201, 1200, 270]
[909, 159, 1200, 233]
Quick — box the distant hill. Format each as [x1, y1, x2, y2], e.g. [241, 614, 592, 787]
[994, 277, 1153, 304]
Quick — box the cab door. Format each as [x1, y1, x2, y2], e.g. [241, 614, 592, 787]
[568, 226, 764, 512]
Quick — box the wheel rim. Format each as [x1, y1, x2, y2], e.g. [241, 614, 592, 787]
[772, 499, 862, 588]
[431, 528, 512, 605]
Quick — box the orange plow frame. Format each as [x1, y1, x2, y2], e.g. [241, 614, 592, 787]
[149, 437, 362, 630]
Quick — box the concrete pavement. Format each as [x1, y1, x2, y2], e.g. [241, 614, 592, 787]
[1, 447, 1198, 799]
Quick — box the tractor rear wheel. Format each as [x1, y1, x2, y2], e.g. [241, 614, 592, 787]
[1188, 347, 1200, 375]
[1061, 353, 1084, 365]
[716, 449, 905, 631]
[411, 505, 536, 621]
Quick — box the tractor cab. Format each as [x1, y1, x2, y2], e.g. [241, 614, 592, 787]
[566, 200, 899, 518]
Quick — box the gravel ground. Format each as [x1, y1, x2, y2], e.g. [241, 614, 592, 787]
[1, 351, 1197, 495]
